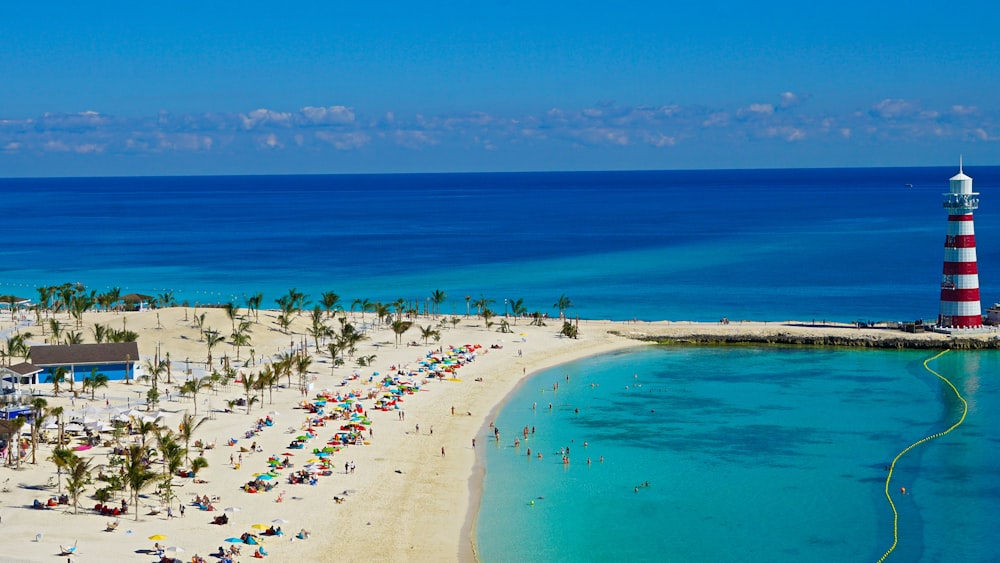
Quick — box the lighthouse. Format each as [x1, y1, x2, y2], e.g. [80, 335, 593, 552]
[939, 161, 983, 329]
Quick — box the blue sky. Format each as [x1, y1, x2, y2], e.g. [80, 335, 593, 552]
[1, 1, 998, 176]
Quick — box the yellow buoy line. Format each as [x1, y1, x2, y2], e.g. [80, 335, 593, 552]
[875, 349, 969, 563]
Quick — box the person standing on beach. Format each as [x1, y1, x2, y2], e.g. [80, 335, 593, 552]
[441, 446, 445, 457]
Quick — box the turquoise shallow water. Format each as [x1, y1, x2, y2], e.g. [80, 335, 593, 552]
[477, 346, 1000, 563]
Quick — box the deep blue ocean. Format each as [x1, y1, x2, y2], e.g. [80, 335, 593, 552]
[4, 166, 999, 322]
[3, 167, 1000, 561]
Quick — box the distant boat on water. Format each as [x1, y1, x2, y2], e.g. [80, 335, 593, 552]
[905, 183, 913, 188]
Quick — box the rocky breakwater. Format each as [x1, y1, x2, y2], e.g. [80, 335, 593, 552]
[611, 323, 1000, 350]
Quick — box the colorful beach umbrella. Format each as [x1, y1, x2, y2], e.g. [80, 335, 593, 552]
[225, 538, 243, 543]
[148, 534, 167, 540]
[251, 524, 269, 530]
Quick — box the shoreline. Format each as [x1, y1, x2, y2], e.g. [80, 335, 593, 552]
[2, 313, 997, 562]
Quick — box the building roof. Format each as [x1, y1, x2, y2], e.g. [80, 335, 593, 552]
[29, 342, 140, 367]
[6, 362, 42, 375]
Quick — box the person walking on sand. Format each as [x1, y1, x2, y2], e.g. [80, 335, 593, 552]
[441, 446, 445, 457]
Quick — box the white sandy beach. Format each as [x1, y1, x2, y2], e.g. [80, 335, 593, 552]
[0, 311, 975, 562]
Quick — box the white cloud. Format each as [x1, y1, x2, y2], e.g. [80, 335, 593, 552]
[740, 103, 775, 116]
[702, 113, 729, 127]
[315, 131, 370, 150]
[241, 109, 293, 130]
[391, 130, 438, 149]
[640, 132, 676, 147]
[73, 143, 104, 154]
[256, 133, 283, 149]
[299, 106, 355, 125]
[2, 97, 998, 162]
[870, 98, 918, 119]
[779, 92, 800, 108]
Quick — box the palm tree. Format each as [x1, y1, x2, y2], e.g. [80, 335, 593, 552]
[473, 295, 495, 318]
[65, 456, 93, 514]
[351, 298, 374, 322]
[509, 298, 527, 323]
[192, 312, 207, 337]
[36, 285, 55, 323]
[2, 416, 26, 469]
[83, 367, 109, 400]
[326, 341, 343, 372]
[29, 397, 47, 464]
[320, 291, 340, 318]
[143, 359, 166, 390]
[419, 324, 439, 346]
[107, 286, 122, 313]
[240, 372, 260, 415]
[257, 364, 279, 404]
[204, 329, 225, 368]
[179, 376, 213, 417]
[390, 319, 413, 348]
[50, 405, 65, 451]
[294, 354, 313, 392]
[230, 320, 252, 361]
[131, 416, 158, 449]
[370, 302, 388, 326]
[190, 456, 209, 479]
[178, 412, 208, 465]
[553, 294, 573, 321]
[49, 318, 63, 344]
[123, 443, 161, 521]
[157, 290, 176, 308]
[245, 292, 263, 323]
[65, 330, 84, 345]
[91, 323, 108, 343]
[48, 366, 70, 396]
[268, 352, 290, 388]
[49, 447, 77, 495]
[155, 430, 185, 509]
[223, 301, 239, 333]
[308, 306, 329, 350]
[69, 293, 93, 329]
[431, 289, 447, 317]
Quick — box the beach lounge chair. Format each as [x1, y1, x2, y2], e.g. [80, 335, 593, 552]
[59, 541, 78, 555]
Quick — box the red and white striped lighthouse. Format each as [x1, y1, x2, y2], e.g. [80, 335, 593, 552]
[939, 161, 983, 329]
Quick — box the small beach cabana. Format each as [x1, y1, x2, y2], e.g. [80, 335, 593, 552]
[30, 342, 140, 384]
[0, 295, 31, 319]
[121, 293, 153, 312]
[1, 363, 44, 400]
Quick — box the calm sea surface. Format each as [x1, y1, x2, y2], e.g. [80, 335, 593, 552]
[3, 167, 999, 561]
[4, 166, 999, 322]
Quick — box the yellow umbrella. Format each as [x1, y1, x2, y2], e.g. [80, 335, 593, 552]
[148, 534, 167, 541]
[251, 524, 269, 530]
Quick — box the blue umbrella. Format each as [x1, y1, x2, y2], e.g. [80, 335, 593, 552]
[225, 538, 243, 543]
[257, 474, 274, 480]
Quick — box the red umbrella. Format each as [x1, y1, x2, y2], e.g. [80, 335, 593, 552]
[281, 452, 295, 456]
